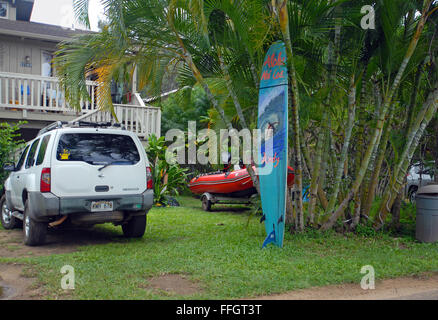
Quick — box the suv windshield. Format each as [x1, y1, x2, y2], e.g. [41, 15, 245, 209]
[56, 133, 140, 165]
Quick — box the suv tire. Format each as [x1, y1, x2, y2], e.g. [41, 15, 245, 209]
[23, 201, 47, 246]
[1, 195, 20, 229]
[409, 186, 418, 204]
[122, 215, 146, 238]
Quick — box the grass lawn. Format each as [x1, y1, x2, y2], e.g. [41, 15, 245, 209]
[1, 196, 438, 299]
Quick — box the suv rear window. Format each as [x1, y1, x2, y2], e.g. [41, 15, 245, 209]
[56, 133, 140, 165]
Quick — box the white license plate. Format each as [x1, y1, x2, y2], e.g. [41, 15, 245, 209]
[91, 201, 114, 212]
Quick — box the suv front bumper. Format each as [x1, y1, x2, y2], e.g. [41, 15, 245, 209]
[27, 189, 154, 222]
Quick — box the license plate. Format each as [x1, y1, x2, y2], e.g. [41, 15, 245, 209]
[91, 201, 114, 212]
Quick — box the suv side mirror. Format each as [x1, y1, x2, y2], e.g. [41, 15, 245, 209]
[3, 163, 16, 172]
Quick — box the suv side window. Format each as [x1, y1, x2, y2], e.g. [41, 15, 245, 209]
[25, 139, 40, 169]
[16, 145, 30, 171]
[36, 135, 51, 166]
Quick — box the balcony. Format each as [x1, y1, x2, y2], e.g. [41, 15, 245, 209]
[0, 71, 161, 139]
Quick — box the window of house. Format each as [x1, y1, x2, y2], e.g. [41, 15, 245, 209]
[41, 51, 54, 77]
[0, 3, 8, 19]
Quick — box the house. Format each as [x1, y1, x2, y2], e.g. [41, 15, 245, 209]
[0, 0, 160, 142]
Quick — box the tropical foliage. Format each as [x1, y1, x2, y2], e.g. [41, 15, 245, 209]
[160, 86, 211, 135]
[0, 122, 24, 192]
[146, 134, 188, 205]
[55, 0, 438, 232]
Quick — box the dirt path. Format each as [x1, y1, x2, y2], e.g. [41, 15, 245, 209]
[0, 227, 113, 258]
[0, 263, 42, 300]
[0, 226, 115, 300]
[252, 273, 438, 300]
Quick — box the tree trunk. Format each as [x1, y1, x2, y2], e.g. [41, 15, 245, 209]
[320, 3, 431, 230]
[375, 83, 438, 228]
[434, 118, 438, 183]
[362, 117, 392, 217]
[325, 74, 357, 215]
[300, 128, 328, 212]
[277, 0, 304, 231]
[391, 192, 402, 233]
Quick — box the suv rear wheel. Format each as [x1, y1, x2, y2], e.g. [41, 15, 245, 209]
[122, 215, 146, 238]
[23, 201, 47, 246]
[1, 195, 20, 229]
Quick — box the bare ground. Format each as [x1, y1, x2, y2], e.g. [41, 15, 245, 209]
[0, 226, 115, 300]
[144, 274, 203, 296]
[0, 227, 113, 258]
[251, 272, 438, 300]
[0, 263, 42, 300]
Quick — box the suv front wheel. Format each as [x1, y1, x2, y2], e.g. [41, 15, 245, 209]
[122, 214, 146, 238]
[23, 200, 47, 246]
[1, 195, 20, 229]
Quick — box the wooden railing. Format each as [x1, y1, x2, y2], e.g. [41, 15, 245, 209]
[73, 104, 161, 139]
[0, 71, 98, 112]
[0, 72, 162, 139]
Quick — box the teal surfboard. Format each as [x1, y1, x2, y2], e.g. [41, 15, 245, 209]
[257, 41, 288, 248]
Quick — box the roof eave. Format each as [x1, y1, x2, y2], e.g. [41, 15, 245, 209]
[0, 29, 72, 42]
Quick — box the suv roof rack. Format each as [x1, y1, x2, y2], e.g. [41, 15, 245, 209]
[68, 121, 124, 129]
[37, 121, 125, 136]
[37, 121, 67, 136]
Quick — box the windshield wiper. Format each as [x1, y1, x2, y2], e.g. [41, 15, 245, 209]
[97, 160, 132, 171]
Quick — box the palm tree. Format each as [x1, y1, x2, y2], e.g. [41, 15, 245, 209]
[56, 0, 274, 194]
[56, 0, 438, 233]
[320, 0, 434, 230]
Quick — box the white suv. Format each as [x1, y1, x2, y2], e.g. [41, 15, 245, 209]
[1, 121, 153, 246]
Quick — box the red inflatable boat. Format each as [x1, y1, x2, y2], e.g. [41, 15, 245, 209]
[189, 166, 295, 197]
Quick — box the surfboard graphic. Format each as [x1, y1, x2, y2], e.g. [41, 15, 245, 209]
[257, 41, 288, 248]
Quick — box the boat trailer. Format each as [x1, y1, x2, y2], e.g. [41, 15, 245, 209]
[200, 192, 256, 212]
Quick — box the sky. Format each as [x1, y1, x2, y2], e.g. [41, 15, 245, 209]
[31, 0, 105, 31]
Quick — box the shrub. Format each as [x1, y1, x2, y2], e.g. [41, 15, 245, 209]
[0, 122, 25, 193]
[146, 134, 188, 205]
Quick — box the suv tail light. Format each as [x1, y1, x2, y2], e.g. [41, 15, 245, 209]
[146, 167, 153, 189]
[41, 168, 51, 193]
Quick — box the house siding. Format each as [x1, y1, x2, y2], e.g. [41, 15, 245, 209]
[0, 34, 57, 75]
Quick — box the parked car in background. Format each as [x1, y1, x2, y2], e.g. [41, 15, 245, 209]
[1, 121, 153, 246]
[406, 162, 435, 203]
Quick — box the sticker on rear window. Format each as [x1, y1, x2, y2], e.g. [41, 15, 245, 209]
[59, 149, 71, 160]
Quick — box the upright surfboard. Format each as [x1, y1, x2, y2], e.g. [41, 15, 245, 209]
[257, 41, 288, 248]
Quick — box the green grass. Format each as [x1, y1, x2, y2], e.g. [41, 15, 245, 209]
[1, 196, 438, 299]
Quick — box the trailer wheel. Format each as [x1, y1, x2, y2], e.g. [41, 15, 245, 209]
[202, 196, 212, 212]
